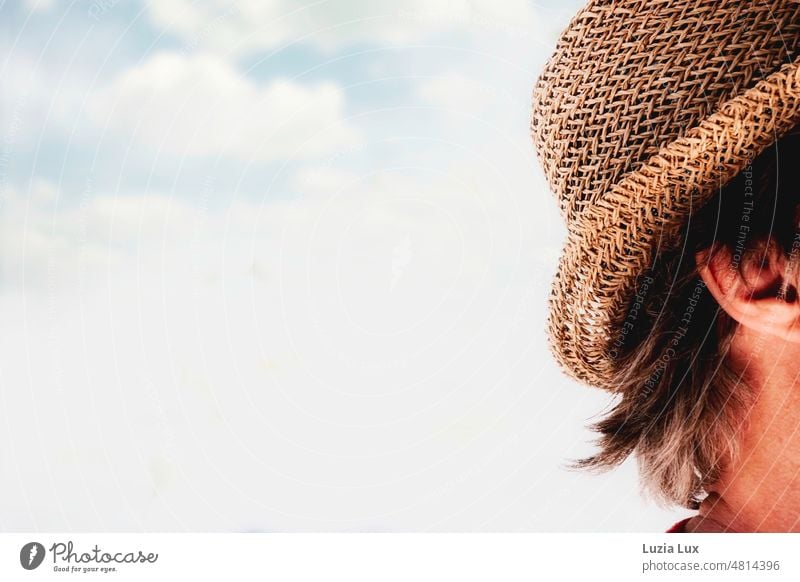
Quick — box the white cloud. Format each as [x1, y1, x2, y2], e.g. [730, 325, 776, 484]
[146, 0, 541, 56]
[88, 52, 361, 160]
[416, 72, 497, 115]
[0, 150, 683, 531]
[0, 50, 88, 148]
[0, 172, 682, 532]
[23, 0, 54, 13]
[290, 165, 360, 196]
[0, 183, 201, 291]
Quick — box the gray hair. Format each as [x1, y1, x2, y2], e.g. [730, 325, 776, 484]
[577, 125, 800, 508]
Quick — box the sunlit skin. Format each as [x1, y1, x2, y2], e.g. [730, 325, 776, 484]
[690, 243, 800, 532]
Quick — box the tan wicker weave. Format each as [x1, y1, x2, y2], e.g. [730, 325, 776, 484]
[530, 0, 800, 389]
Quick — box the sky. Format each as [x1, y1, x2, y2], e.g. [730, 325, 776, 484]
[0, 0, 685, 531]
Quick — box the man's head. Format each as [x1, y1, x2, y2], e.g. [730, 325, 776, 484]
[529, 0, 800, 510]
[582, 126, 800, 508]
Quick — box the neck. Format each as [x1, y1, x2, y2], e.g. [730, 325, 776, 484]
[692, 326, 800, 532]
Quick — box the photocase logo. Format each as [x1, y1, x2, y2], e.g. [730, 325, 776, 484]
[20, 542, 46, 570]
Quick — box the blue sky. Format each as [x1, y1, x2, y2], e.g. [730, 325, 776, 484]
[2, 0, 574, 207]
[0, 0, 685, 532]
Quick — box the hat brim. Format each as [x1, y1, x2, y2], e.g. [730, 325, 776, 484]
[549, 60, 800, 389]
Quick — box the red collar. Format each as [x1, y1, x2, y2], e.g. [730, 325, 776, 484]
[665, 517, 693, 533]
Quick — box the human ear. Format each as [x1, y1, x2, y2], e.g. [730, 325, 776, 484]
[695, 241, 800, 342]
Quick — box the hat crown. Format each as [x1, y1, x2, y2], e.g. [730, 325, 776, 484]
[532, 0, 800, 225]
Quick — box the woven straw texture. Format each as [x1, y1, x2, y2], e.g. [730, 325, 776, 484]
[531, 0, 800, 388]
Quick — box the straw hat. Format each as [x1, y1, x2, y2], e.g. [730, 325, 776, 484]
[531, 0, 800, 389]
